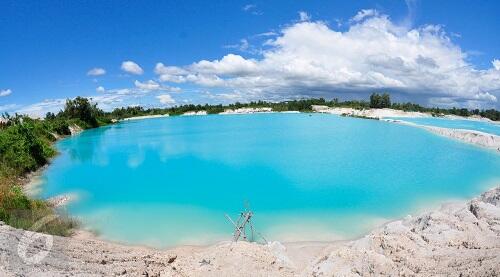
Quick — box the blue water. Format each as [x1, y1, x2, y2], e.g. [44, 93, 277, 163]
[388, 117, 500, 136]
[38, 113, 500, 247]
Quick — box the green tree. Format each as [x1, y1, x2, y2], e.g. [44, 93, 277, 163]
[370, 93, 391, 108]
[61, 97, 102, 127]
[370, 93, 381, 108]
[381, 93, 391, 108]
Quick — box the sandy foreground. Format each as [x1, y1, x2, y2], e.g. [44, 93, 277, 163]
[1, 186, 499, 276]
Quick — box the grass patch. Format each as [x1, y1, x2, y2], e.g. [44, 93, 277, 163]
[0, 184, 78, 236]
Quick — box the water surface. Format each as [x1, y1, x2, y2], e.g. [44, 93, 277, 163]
[39, 113, 500, 247]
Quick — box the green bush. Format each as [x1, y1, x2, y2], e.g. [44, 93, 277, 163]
[47, 118, 71, 136]
[0, 115, 78, 236]
[0, 118, 55, 174]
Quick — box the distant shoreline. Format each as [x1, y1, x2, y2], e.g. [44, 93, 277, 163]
[310, 106, 500, 151]
[383, 118, 500, 151]
[119, 114, 170, 121]
[117, 107, 500, 151]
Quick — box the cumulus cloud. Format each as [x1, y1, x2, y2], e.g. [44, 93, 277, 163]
[350, 9, 379, 22]
[121, 61, 144, 75]
[134, 79, 181, 92]
[155, 63, 188, 83]
[87, 67, 106, 76]
[298, 11, 311, 22]
[493, 59, 500, 71]
[191, 54, 258, 76]
[96, 86, 105, 93]
[0, 89, 12, 97]
[153, 11, 500, 108]
[134, 80, 161, 90]
[156, 94, 176, 105]
[473, 92, 497, 102]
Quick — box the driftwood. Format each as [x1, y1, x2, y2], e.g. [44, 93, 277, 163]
[225, 204, 266, 243]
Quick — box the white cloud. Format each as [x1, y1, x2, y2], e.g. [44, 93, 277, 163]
[156, 94, 176, 105]
[242, 4, 262, 15]
[17, 10, 500, 114]
[350, 9, 379, 22]
[225, 38, 250, 52]
[134, 80, 161, 90]
[185, 74, 225, 87]
[190, 54, 258, 76]
[158, 74, 186, 83]
[153, 11, 500, 108]
[298, 11, 311, 22]
[121, 61, 144, 75]
[493, 59, 500, 71]
[0, 89, 12, 97]
[87, 67, 106, 76]
[16, 99, 67, 118]
[96, 86, 105, 93]
[402, 0, 417, 28]
[155, 63, 188, 83]
[255, 31, 278, 37]
[155, 63, 188, 75]
[0, 104, 17, 112]
[134, 79, 182, 92]
[15, 81, 182, 117]
[473, 92, 497, 102]
[242, 4, 256, 11]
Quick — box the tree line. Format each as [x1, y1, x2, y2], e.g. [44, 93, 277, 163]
[102, 93, 500, 121]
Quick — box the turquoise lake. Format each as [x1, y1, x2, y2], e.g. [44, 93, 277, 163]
[388, 116, 500, 135]
[37, 113, 500, 247]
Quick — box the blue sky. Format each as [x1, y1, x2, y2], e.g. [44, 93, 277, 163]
[1, 0, 500, 116]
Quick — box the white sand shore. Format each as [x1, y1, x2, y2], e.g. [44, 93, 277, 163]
[121, 114, 170, 121]
[312, 105, 429, 118]
[1, 186, 498, 276]
[220, 107, 273, 114]
[183, 111, 208, 116]
[386, 119, 500, 151]
[444, 114, 500, 124]
[310, 106, 500, 151]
